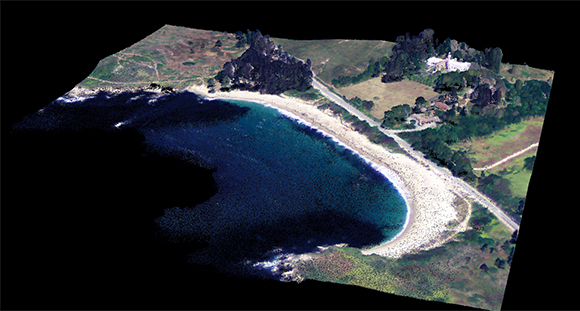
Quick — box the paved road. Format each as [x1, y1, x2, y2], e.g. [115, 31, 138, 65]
[311, 76, 520, 233]
[311, 78, 381, 126]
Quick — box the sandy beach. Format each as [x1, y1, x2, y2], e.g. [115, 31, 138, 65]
[184, 85, 461, 259]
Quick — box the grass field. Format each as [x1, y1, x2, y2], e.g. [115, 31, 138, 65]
[271, 38, 395, 86]
[449, 117, 544, 168]
[450, 117, 544, 203]
[334, 77, 440, 119]
[476, 150, 536, 199]
[499, 63, 554, 84]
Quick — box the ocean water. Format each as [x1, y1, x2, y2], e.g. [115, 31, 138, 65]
[13, 90, 407, 279]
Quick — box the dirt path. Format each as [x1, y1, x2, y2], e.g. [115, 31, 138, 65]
[473, 142, 539, 171]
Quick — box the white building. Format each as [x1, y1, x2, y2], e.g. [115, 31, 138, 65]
[427, 53, 471, 72]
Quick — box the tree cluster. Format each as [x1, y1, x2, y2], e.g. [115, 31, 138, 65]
[381, 29, 437, 83]
[494, 258, 506, 269]
[234, 29, 262, 48]
[462, 68, 481, 88]
[398, 78, 550, 184]
[215, 30, 313, 95]
[317, 102, 396, 148]
[483, 47, 503, 74]
[470, 83, 503, 116]
[405, 128, 477, 181]
[347, 96, 375, 112]
[523, 156, 536, 171]
[382, 104, 412, 129]
[434, 71, 466, 92]
[476, 173, 525, 223]
[434, 68, 482, 95]
[411, 96, 428, 113]
[436, 37, 486, 66]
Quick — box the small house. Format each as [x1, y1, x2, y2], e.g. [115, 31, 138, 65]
[434, 101, 451, 111]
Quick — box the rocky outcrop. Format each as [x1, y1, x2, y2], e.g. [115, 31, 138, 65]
[215, 31, 313, 95]
[146, 83, 174, 93]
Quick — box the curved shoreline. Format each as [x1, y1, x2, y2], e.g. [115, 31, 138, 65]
[216, 95, 413, 247]
[183, 85, 459, 258]
[64, 84, 460, 258]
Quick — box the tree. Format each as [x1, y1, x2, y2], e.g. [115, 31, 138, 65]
[413, 97, 427, 113]
[437, 37, 453, 56]
[214, 40, 222, 47]
[523, 155, 536, 171]
[501, 240, 511, 251]
[485, 47, 503, 74]
[435, 71, 465, 92]
[515, 79, 523, 91]
[415, 96, 427, 106]
[481, 243, 489, 252]
[236, 37, 247, 48]
[494, 257, 506, 269]
[507, 247, 515, 265]
[479, 263, 489, 272]
[510, 229, 519, 244]
[470, 84, 493, 114]
[461, 68, 481, 88]
[391, 104, 411, 121]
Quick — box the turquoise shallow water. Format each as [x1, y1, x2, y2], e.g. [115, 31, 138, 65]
[13, 90, 407, 277]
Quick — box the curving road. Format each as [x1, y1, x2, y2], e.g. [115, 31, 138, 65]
[310, 76, 520, 233]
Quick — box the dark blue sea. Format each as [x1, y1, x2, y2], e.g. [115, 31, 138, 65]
[12, 90, 407, 279]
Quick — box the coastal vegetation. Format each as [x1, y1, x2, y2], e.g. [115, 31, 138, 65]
[315, 101, 405, 154]
[296, 202, 514, 311]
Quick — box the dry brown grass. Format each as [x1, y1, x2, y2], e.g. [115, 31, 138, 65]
[335, 77, 440, 119]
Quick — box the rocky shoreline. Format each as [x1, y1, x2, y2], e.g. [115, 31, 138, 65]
[66, 83, 178, 98]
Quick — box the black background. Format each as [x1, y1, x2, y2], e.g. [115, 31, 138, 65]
[2, 1, 574, 310]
